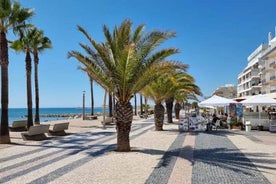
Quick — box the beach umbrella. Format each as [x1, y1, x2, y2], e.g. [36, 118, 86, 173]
[198, 95, 237, 107]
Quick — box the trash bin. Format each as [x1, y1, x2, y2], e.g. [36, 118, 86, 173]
[245, 121, 251, 132]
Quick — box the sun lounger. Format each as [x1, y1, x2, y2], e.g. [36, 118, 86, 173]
[21, 124, 50, 140]
[9, 120, 27, 131]
[48, 122, 69, 136]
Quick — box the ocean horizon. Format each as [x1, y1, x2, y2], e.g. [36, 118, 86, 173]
[5, 107, 107, 125]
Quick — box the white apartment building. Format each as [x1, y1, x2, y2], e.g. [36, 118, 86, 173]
[237, 29, 276, 100]
[259, 36, 276, 97]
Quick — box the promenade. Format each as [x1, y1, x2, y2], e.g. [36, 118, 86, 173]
[0, 117, 276, 184]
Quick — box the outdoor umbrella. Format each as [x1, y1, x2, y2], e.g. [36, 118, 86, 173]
[198, 95, 237, 107]
[241, 94, 276, 120]
[241, 94, 276, 106]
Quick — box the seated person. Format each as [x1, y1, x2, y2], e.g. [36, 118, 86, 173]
[221, 113, 228, 122]
[212, 114, 219, 123]
[206, 114, 219, 131]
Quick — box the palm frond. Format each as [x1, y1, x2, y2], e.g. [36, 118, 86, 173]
[69, 19, 192, 104]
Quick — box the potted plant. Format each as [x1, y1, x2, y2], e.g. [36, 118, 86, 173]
[229, 120, 243, 130]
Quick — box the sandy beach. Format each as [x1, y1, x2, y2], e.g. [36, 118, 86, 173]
[1, 116, 276, 184]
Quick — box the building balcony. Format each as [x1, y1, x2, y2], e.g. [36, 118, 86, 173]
[251, 85, 261, 89]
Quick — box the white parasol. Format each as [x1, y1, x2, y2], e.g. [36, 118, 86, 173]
[198, 95, 237, 107]
[241, 94, 276, 106]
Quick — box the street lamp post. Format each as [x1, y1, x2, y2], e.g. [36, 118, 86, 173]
[82, 91, 86, 120]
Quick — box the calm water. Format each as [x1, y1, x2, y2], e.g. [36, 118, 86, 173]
[7, 107, 106, 125]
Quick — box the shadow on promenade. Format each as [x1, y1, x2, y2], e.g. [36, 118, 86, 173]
[134, 130, 276, 177]
[193, 130, 276, 175]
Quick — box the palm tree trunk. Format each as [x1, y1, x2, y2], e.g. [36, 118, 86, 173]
[115, 101, 133, 151]
[165, 97, 174, 123]
[102, 90, 107, 129]
[174, 102, 182, 119]
[89, 78, 94, 115]
[109, 92, 113, 117]
[0, 31, 11, 144]
[154, 103, 165, 131]
[26, 51, 33, 128]
[144, 97, 148, 118]
[134, 93, 137, 115]
[140, 94, 143, 115]
[34, 53, 40, 124]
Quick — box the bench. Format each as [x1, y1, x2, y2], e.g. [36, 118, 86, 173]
[85, 115, 98, 120]
[21, 124, 50, 140]
[101, 117, 114, 125]
[48, 122, 69, 136]
[9, 120, 27, 131]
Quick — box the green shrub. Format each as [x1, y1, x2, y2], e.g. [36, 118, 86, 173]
[229, 120, 243, 126]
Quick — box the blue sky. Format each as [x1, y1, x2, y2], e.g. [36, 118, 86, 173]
[8, 0, 276, 108]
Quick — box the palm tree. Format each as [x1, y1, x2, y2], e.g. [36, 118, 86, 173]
[31, 28, 52, 124]
[174, 91, 198, 119]
[68, 19, 178, 151]
[11, 28, 36, 128]
[142, 77, 168, 131]
[143, 69, 201, 130]
[0, 0, 33, 143]
[165, 71, 202, 123]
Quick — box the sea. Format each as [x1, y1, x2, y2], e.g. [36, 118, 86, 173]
[6, 107, 106, 125]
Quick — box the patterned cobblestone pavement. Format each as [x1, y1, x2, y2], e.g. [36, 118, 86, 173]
[146, 130, 273, 184]
[1, 119, 275, 184]
[145, 132, 186, 184]
[192, 131, 271, 184]
[0, 122, 153, 184]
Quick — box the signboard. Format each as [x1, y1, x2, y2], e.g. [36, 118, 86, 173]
[229, 103, 237, 119]
[236, 103, 243, 118]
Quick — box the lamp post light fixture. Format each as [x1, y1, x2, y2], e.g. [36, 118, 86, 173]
[82, 91, 86, 120]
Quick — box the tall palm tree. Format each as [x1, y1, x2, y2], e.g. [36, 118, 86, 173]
[68, 19, 178, 151]
[0, 0, 33, 143]
[31, 28, 52, 124]
[11, 28, 36, 128]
